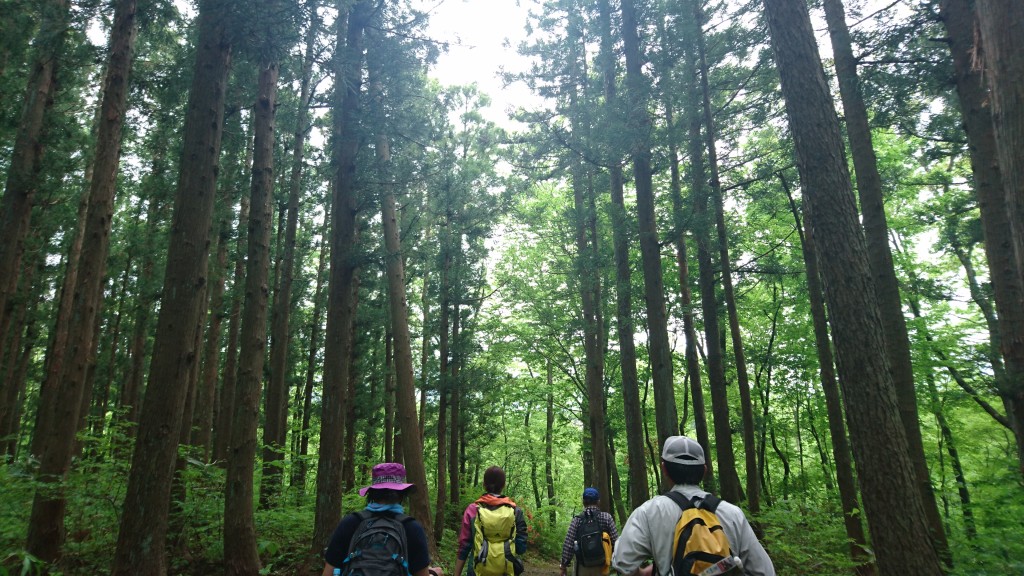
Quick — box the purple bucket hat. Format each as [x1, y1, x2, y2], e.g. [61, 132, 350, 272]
[359, 462, 415, 496]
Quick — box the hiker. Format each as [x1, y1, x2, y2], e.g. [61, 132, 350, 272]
[559, 487, 618, 576]
[321, 462, 435, 576]
[453, 465, 528, 576]
[611, 436, 775, 576]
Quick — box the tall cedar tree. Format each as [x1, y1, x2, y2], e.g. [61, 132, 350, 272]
[26, 0, 137, 563]
[111, 0, 232, 571]
[566, 8, 610, 511]
[372, 58, 436, 540]
[224, 56, 279, 575]
[0, 0, 69, 369]
[656, 8, 717, 496]
[597, 0, 649, 507]
[938, 0, 1024, 472]
[695, 1, 760, 512]
[760, 0, 946, 572]
[213, 131, 253, 464]
[822, 0, 949, 557]
[262, 7, 319, 507]
[974, 0, 1024, 474]
[312, 0, 368, 550]
[678, 0, 743, 504]
[619, 0, 679, 462]
[784, 183, 874, 575]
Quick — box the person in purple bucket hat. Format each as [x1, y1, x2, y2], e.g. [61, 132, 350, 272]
[322, 462, 440, 576]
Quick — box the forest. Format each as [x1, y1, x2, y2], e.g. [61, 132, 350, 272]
[0, 0, 1022, 574]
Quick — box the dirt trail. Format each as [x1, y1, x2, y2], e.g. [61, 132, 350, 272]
[526, 558, 563, 576]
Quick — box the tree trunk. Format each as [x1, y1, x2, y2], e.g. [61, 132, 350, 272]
[223, 56, 278, 576]
[694, 5, 759, 512]
[676, 19, 742, 504]
[418, 222, 432, 441]
[784, 179, 874, 575]
[975, 0, 1024, 478]
[565, 11, 608, 512]
[31, 193, 87, 459]
[312, 0, 366, 551]
[439, 223, 453, 502]
[90, 255, 133, 443]
[761, 0, 946, 572]
[940, 0, 1024, 476]
[213, 166, 250, 464]
[343, 298, 360, 492]
[384, 330, 395, 461]
[261, 10, 318, 507]
[545, 368, 556, 527]
[597, 0, 648, 509]
[119, 185, 164, 438]
[27, 0, 137, 561]
[292, 230, 328, 496]
[194, 222, 229, 460]
[449, 301, 462, 505]
[0, 0, 69, 346]
[0, 251, 42, 458]
[619, 0, 678, 451]
[907, 296, 977, 540]
[376, 85, 435, 542]
[112, 0, 230, 571]
[822, 0, 949, 558]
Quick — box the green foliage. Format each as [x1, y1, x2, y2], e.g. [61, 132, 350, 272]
[755, 500, 860, 575]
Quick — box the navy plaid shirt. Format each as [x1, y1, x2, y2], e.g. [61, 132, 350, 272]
[559, 506, 619, 568]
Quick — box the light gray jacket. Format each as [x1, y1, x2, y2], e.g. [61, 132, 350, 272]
[610, 485, 775, 576]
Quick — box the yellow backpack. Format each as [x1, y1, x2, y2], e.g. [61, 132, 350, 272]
[665, 491, 735, 575]
[473, 503, 519, 576]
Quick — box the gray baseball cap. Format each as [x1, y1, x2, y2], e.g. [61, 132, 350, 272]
[661, 436, 705, 465]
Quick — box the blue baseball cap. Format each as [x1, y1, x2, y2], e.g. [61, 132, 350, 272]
[583, 487, 599, 500]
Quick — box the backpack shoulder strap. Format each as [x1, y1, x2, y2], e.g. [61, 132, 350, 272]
[698, 494, 722, 513]
[664, 490, 695, 512]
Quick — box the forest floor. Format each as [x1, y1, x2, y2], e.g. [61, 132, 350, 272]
[524, 557, 563, 575]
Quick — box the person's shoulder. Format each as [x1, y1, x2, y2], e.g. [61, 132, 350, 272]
[403, 516, 427, 536]
[630, 493, 670, 516]
[340, 511, 365, 527]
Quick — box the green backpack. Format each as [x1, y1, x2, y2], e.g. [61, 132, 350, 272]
[472, 503, 522, 576]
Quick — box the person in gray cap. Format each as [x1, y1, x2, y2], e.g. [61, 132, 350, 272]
[611, 436, 775, 575]
[559, 487, 619, 576]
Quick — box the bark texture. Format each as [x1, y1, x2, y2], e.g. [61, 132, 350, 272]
[112, 1, 231, 571]
[761, 0, 946, 572]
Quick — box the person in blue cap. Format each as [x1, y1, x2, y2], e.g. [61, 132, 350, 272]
[559, 487, 619, 576]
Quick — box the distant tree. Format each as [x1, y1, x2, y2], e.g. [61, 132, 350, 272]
[262, 4, 319, 508]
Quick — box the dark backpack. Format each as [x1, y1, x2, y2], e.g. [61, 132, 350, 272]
[574, 510, 606, 568]
[339, 511, 413, 576]
[665, 491, 735, 575]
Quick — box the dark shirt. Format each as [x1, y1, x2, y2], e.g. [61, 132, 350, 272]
[324, 511, 431, 572]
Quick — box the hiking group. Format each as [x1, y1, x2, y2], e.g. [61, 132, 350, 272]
[321, 436, 774, 576]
